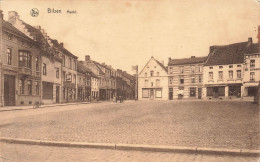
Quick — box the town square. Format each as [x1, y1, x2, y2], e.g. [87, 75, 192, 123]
[0, 0, 259, 161]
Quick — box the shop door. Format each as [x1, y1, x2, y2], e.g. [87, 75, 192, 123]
[4, 75, 15, 106]
[150, 89, 154, 100]
[169, 88, 173, 100]
[56, 86, 60, 103]
[198, 88, 202, 99]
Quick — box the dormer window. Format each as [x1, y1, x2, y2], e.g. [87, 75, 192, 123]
[209, 67, 213, 69]
[229, 65, 233, 68]
[7, 34, 13, 40]
[144, 72, 147, 77]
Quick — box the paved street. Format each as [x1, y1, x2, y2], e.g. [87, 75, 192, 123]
[0, 143, 259, 162]
[0, 100, 259, 150]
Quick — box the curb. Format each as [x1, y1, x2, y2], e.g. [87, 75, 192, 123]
[0, 137, 259, 156]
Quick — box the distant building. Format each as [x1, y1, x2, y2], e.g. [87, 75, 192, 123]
[51, 39, 78, 103]
[138, 56, 168, 100]
[203, 38, 253, 99]
[168, 56, 206, 99]
[243, 43, 260, 97]
[77, 62, 92, 101]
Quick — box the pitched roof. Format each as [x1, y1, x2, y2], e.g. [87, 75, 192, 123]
[22, 22, 47, 45]
[205, 42, 250, 66]
[245, 43, 260, 54]
[2, 20, 36, 43]
[168, 56, 207, 66]
[154, 59, 168, 72]
[77, 62, 92, 74]
[50, 39, 78, 59]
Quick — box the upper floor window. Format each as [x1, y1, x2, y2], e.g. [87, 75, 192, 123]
[180, 66, 184, 73]
[218, 71, 223, 80]
[157, 72, 159, 76]
[198, 66, 202, 72]
[228, 70, 233, 79]
[144, 79, 148, 87]
[63, 71, 66, 82]
[150, 71, 154, 77]
[209, 72, 213, 80]
[7, 48, 12, 65]
[180, 78, 184, 84]
[156, 79, 160, 86]
[190, 66, 195, 73]
[209, 67, 213, 69]
[74, 60, 77, 70]
[237, 65, 241, 67]
[219, 66, 223, 69]
[169, 77, 173, 85]
[229, 65, 233, 68]
[43, 63, 47, 75]
[36, 57, 39, 71]
[191, 77, 195, 83]
[250, 60, 255, 68]
[56, 68, 59, 78]
[151, 82, 153, 87]
[198, 76, 202, 83]
[144, 72, 147, 77]
[19, 51, 31, 68]
[73, 74, 76, 83]
[7, 34, 13, 40]
[237, 70, 241, 79]
[62, 55, 65, 67]
[69, 58, 72, 69]
[250, 72, 255, 81]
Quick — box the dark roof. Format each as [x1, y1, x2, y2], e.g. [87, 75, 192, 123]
[2, 20, 36, 43]
[154, 59, 168, 72]
[205, 42, 250, 66]
[50, 39, 78, 59]
[22, 22, 47, 45]
[168, 56, 207, 66]
[245, 43, 260, 54]
[77, 62, 92, 74]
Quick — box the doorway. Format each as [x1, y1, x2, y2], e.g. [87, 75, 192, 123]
[169, 88, 173, 100]
[56, 86, 60, 103]
[150, 89, 154, 100]
[4, 75, 15, 106]
[198, 88, 202, 99]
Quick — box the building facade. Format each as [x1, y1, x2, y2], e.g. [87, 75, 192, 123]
[138, 57, 168, 100]
[168, 56, 206, 99]
[243, 43, 260, 97]
[77, 62, 91, 101]
[203, 38, 253, 99]
[1, 11, 41, 106]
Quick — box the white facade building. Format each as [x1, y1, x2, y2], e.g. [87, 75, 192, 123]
[138, 57, 168, 100]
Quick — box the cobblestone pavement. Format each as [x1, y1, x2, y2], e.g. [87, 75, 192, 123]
[0, 143, 259, 162]
[0, 101, 259, 150]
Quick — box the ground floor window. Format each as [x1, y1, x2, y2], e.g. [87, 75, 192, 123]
[207, 87, 225, 97]
[228, 86, 241, 97]
[142, 89, 149, 98]
[190, 87, 196, 97]
[42, 82, 53, 100]
[19, 79, 25, 94]
[155, 89, 162, 98]
[248, 87, 257, 96]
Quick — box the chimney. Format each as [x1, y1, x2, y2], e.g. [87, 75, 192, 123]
[60, 42, 64, 47]
[248, 37, 252, 44]
[160, 60, 164, 65]
[85, 55, 90, 61]
[191, 56, 195, 59]
[8, 11, 19, 24]
[257, 25, 260, 44]
[210, 46, 216, 53]
[34, 25, 41, 30]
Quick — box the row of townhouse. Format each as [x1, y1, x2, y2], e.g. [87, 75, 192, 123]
[0, 11, 136, 107]
[138, 37, 260, 100]
[81, 55, 135, 101]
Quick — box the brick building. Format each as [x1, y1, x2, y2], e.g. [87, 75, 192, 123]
[203, 38, 253, 99]
[0, 11, 41, 106]
[168, 56, 206, 99]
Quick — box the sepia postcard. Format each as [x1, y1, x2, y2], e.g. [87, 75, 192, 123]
[0, 0, 259, 161]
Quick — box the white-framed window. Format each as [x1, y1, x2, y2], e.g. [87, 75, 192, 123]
[237, 70, 241, 79]
[218, 71, 223, 80]
[229, 70, 233, 79]
[142, 89, 149, 98]
[180, 66, 184, 73]
[209, 72, 213, 80]
[155, 89, 162, 98]
[156, 79, 160, 86]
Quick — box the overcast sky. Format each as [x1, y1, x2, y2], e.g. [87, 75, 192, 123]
[1, 0, 259, 74]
